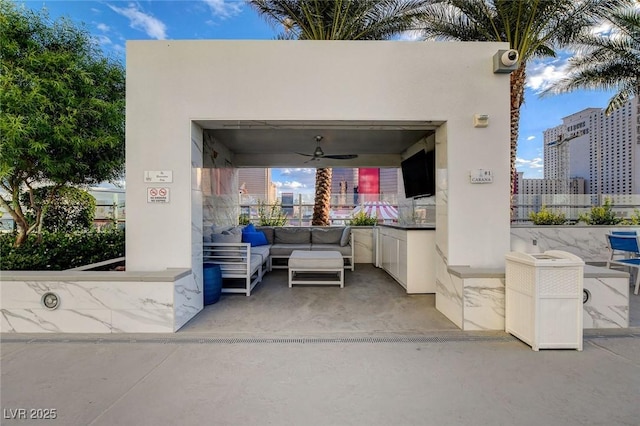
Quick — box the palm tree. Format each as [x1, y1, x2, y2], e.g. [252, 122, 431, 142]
[417, 0, 629, 199]
[250, 0, 428, 225]
[543, 5, 640, 115]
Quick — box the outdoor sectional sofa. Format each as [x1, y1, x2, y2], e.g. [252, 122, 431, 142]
[203, 225, 353, 296]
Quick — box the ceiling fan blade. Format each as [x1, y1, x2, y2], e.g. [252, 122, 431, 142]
[295, 152, 315, 157]
[323, 154, 358, 160]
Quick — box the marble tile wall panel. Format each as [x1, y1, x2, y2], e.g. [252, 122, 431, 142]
[0, 280, 180, 333]
[0, 281, 174, 310]
[174, 273, 202, 331]
[1, 309, 112, 333]
[511, 226, 640, 263]
[583, 276, 629, 328]
[435, 254, 463, 328]
[352, 228, 374, 263]
[463, 278, 505, 331]
[112, 309, 174, 333]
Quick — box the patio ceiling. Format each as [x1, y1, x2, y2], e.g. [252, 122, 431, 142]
[196, 120, 442, 168]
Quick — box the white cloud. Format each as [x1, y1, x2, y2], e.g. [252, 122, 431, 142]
[94, 35, 112, 46]
[526, 136, 536, 141]
[273, 168, 316, 194]
[202, 0, 243, 18]
[398, 30, 422, 41]
[279, 168, 314, 176]
[108, 3, 167, 39]
[525, 58, 570, 93]
[516, 157, 544, 169]
[96, 23, 110, 32]
[590, 21, 614, 36]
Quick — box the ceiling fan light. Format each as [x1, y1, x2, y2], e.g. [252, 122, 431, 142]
[314, 147, 324, 156]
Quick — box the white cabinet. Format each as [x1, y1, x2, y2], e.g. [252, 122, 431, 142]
[377, 226, 435, 293]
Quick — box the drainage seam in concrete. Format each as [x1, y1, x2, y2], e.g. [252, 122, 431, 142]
[2, 333, 638, 345]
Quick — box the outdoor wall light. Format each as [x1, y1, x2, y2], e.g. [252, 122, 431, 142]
[41, 292, 60, 310]
[473, 114, 489, 128]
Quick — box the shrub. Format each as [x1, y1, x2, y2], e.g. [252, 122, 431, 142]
[529, 207, 567, 225]
[348, 210, 378, 226]
[0, 228, 125, 271]
[578, 198, 621, 225]
[622, 209, 640, 225]
[257, 200, 287, 226]
[20, 186, 96, 233]
[238, 213, 250, 225]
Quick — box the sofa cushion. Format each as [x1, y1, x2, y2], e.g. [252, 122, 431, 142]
[256, 226, 274, 244]
[211, 231, 242, 244]
[274, 227, 311, 244]
[242, 231, 269, 247]
[311, 244, 352, 256]
[243, 223, 257, 233]
[251, 245, 271, 263]
[340, 226, 351, 247]
[311, 227, 344, 244]
[270, 243, 312, 256]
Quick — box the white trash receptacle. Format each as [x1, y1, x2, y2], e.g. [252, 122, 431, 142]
[505, 250, 584, 351]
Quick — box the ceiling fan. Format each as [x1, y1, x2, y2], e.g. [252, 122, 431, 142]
[296, 135, 358, 162]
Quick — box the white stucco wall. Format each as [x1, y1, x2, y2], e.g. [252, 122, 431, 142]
[126, 40, 511, 275]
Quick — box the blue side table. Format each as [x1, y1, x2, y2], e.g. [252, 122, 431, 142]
[203, 263, 222, 305]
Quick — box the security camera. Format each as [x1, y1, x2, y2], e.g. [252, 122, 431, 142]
[493, 49, 519, 73]
[501, 49, 519, 67]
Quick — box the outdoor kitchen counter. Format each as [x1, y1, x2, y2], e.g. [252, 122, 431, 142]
[376, 225, 436, 293]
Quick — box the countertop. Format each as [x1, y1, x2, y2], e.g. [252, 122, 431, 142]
[378, 224, 435, 231]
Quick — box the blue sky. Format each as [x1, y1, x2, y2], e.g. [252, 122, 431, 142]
[19, 0, 617, 194]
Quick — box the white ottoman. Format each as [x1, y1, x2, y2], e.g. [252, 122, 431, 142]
[288, 250, 344, 288]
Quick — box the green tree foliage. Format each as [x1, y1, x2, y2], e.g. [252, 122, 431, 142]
[417, 0, 629, 197]
[20, 186, 96, 233]
[544, 5, 640, 115]
[0, 1, 125, 246]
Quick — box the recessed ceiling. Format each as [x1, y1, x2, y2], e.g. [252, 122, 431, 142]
[196, 120, 442, 167]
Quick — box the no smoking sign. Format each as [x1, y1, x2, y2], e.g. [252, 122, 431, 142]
[147, 187, 170, 203]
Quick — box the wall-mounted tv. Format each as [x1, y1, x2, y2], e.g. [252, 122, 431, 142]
[401, 149, 435, 198]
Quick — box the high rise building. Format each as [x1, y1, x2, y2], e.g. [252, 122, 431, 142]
[238, 168, 275, 203]
[542, 97, 639, 195]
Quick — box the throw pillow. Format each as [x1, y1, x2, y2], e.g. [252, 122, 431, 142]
[243, 223, 256, 234]
[242, 231, 268, 247]
[340, 226, 351, 247]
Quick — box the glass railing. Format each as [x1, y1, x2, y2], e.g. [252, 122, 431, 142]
[512, 194, 640, 223]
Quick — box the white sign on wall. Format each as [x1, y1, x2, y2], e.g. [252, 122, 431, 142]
[147, 187, 170, 203]
[470, 169, 494, 184]
[144, 170, 173, 183]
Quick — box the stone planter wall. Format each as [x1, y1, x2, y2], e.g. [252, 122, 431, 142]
[511, 225, 640, 263]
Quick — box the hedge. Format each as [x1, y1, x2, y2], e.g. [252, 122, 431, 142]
[1, 228, 125, 271]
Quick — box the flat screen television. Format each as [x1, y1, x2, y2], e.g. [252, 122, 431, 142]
[401, 149, 435, 198]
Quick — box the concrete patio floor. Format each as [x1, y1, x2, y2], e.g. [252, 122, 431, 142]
[181, 264, 458, 335]
[1, 264, 639, 425]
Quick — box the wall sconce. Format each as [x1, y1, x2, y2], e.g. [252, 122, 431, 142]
[473, 114, 489, 128]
